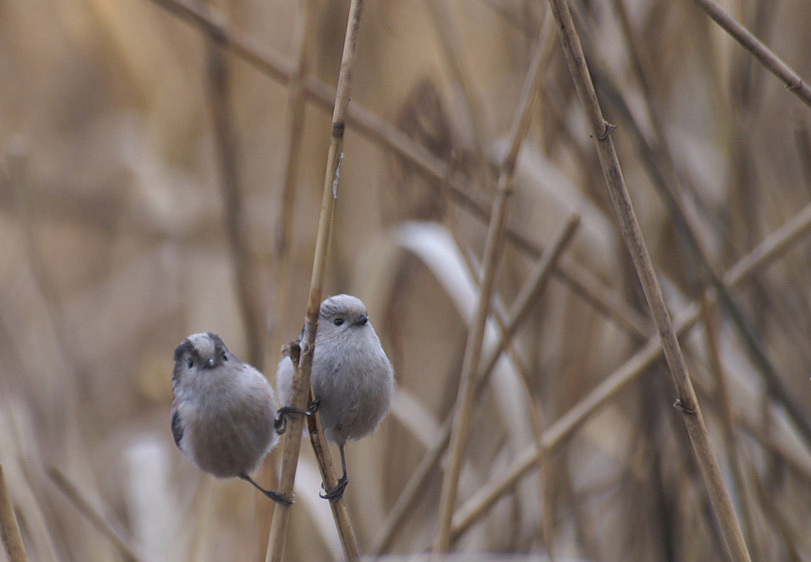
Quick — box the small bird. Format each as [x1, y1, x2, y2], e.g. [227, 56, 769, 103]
[277, 294, 395, 502]
[171, 332, 291, 504]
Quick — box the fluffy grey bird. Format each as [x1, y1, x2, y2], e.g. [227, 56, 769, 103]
[276, 294, 395, 501]
[171, 332, 291, 504]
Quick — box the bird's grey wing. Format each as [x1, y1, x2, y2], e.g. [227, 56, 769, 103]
[171, 406, 183, 449]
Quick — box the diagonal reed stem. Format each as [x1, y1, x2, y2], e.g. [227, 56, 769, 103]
[546, 0, 750, 559]
[432, 25, 550, 552]
[265, 2, 364, 560]
[270, 0, 318, 361]
[46, 467, 141, 562]
[588, 47, 811, 448]
[143, 0, 650, 344]
[689, 0, 811, 109]
[450, 201, 811, 539]
[275, 0, 317, 261]
[700, 297, 762, 560]
[460, 219, 580, 555]
[371, 213, 579, 554]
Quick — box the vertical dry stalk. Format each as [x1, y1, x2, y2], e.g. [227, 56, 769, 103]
[372, 213, 579, 554]
[265, 2, 364, 560]
[700, 299, 762, 560]
[486, 216, 580, 372]
[546, 2, 752, 559]
[450, 324, 677, 538]
[330, 91, 646, 339]
[205, 31, 264, 367]
[689, 0, 811, 109]
[433, 29, 549, 551]
[451, 200, 811, 533]
[588, 42, 811, 447]
[453, 218, 580, 548]
[145, 0, 651, 344]
[432, 148, 510, 554]
[272, 0, 317, 345]
[0, 463, 28, 562]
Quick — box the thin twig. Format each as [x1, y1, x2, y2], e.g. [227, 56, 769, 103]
[481, 215, 581, 381]
[433, 27, 550, 551]
[0, 463, 28, 562]
[700, 297, 762, 560]
[726, 203, 811, 282]
[274, 0, 316, 261]
[204, 26, 263, 367]
[142, 0, 650, 343]
[458, 252, 548, 548]
[372, 214, 579, 554]
[145, 0, 293, 81]
[738, 415, 811, 487]
[454, 225, 581, 550]
[608, 0, 667, 156]
[265, 2, 365, 560]
[589, 46, 811, 447]
[689, 0, 811, 109]
[546, 0, 750, 558]
[269, 0, 316, 376]
[458, 247, 533, 400]
[605, 0, 725, 243]
[450, 200, 811, 541]
[794, 124, 811, 192]
[431, 122, 511, 554]
[45, 467, 141, 562]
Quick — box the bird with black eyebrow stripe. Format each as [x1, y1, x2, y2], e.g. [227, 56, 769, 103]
[276, 294, 395, 502]
[171, 332, 291, 504]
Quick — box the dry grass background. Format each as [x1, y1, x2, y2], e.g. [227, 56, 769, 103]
[1, 0, 811, 560]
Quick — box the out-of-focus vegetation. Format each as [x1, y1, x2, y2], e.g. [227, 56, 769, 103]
[1, 0, 811, 560]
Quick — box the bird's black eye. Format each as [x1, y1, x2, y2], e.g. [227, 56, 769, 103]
[222, 353, 228, 361]
[187, 358, 194, 369]
[334, 317, 344, 326]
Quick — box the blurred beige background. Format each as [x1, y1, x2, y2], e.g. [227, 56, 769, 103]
[2, 0, 811, 560]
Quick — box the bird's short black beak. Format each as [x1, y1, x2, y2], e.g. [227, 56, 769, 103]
[353, 315, 368, 327]
[205, 358, 216, 368]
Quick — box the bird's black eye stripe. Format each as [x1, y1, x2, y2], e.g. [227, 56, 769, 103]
[187, 358, 194, 369]
[334, 317, 344, 326]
